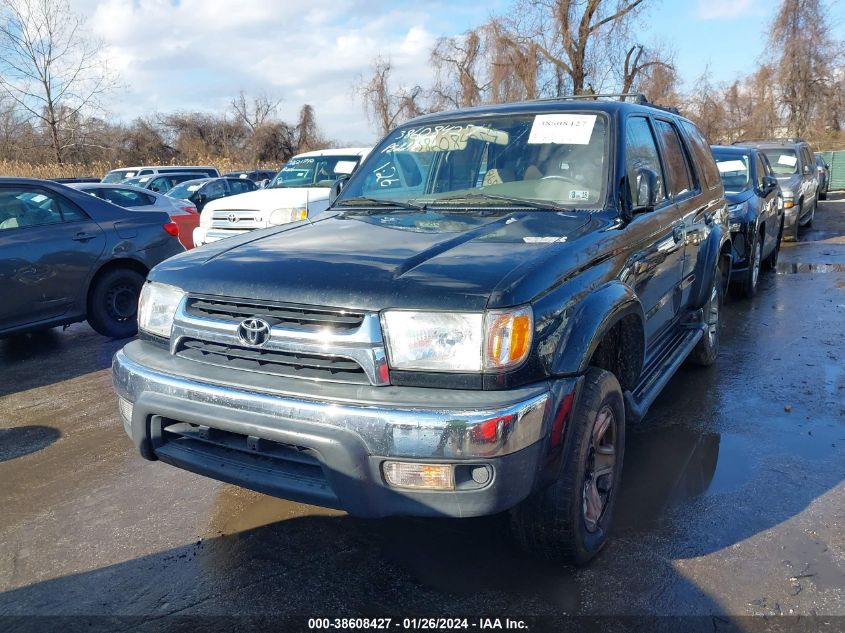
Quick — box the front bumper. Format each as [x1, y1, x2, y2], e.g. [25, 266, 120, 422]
[112, 341, 577, 517]
[193, 226, 252, 247]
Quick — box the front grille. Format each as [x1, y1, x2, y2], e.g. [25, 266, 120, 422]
[211, 209, 263, 229]
[186, 296, 365, 332]
[176, 339, 369, 384]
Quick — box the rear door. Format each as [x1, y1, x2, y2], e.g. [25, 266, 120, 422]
[0, 186, 105, 330]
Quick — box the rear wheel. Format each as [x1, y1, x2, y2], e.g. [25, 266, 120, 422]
[510, 367, 625, 565]
[86, 268, 144, 339]
[735, 231, 761, 298]
[689, 262, 723, 366]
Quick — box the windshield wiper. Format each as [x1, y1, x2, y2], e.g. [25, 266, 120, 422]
[419, 192, 571, 212]
[337, 196, 427, 211]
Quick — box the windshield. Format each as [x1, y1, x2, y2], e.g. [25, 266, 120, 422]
[713, 152, 751, 192]
[761, 149, 798, 176]
[102, 169, 136, 184]
[167, 180, 207, 199]
[269, 156, 360, 188]
[337, 112, 608, 210]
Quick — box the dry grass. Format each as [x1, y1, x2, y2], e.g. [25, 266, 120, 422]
[0, 157, 280, 179]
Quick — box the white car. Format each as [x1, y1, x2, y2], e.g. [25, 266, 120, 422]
[193, 148, 370, 247]
[101, 165, 220, 183]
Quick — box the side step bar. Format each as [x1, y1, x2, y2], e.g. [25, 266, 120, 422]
[624, 324, 706, 423]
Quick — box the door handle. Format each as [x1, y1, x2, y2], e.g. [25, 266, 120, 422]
[72, 232, 96, 242]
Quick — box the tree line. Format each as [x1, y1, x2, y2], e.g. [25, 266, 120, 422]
[356, 0, 844, 149]
[0, 0, 329, 168]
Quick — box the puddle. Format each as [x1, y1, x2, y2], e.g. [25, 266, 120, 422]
[777, 262, 845, 274]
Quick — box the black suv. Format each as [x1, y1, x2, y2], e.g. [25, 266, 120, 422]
[112, 96, 731, 563]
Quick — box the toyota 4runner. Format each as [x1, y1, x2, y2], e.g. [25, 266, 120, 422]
[113, 95, 731, 563]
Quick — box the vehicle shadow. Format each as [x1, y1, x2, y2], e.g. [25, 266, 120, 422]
[0, 425, 61, 462]
[0, 325, 129, 398]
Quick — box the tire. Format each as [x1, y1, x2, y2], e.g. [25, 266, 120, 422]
[735, 231, 761, 298]
[764, 220, 783, 270]
[86, 268, 145, 339]
[820, 186, 828, 201]
[510, 367, 625, 565]
[688, 262, 723, 367]
[805, 197, 816, 227]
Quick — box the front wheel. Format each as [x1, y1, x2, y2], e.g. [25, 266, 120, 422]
[87, 268, 144, 339]
[735, 232, 761, 298]
[764, 220, 783, 270]
[510, 367, 625, 565]
[688, 263, 723, 366]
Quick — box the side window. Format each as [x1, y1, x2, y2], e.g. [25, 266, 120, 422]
[138, 169, 153, 176]
[680, 121, 720, 190]
[229, 179, 253, 194]
[625, 116, 667, 204]
[0, 188, 66, 230]
[802, 147, 814, 175]
[654, 120, 693, 197]
[754, 154, 766, 188]
[204, 181, 227, 200]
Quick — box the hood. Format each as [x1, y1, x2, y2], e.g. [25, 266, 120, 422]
[725, 189, 754, 205]
[203, 187, 329, 213]
[774, 173, 800, 191]
[151, 209, 598, 311]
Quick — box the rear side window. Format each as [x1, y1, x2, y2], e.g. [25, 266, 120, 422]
[680, 121, 720, 190]
[654, 120, 693, 197]
[625, 116, 667, 204]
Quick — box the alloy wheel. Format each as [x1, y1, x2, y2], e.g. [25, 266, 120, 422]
[583, 405, 617, 533]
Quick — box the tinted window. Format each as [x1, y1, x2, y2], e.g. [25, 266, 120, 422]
[654, 120, 693, 197]
[229, 179, 254, 194]
[0, 188, 73, 230]
[98, 188, 155, 207]
[754, 154, 766, 188]
[680, 121, 720, 190]
[625, 116, 666, 203]
[204, 180, 227, 199]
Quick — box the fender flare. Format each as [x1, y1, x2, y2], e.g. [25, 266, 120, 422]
[691, 224, 730, 309]
[550, 281, 645, 377]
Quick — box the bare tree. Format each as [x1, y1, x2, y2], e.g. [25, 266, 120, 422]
[501, 0, 648, 96]
[769, 0, 837, 137]
[620, 44, 673, 96]
[430, 28, 487, 109]
[355, 57, 425, 136]
[0, 0, 117, 164]
[230, 91, 281, 133]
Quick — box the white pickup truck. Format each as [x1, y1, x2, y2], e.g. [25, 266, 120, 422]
[193, 147, 370, 247]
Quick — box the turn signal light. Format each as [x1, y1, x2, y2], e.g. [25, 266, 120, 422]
[163, 222, 179, 237]
[783, 200, 795, 209]
[484, 307, 532, 370]
[383, 462, 454, 490]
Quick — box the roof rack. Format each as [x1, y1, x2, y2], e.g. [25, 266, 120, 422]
[733, 138, 806, 145]
[533, 92, 681, 114]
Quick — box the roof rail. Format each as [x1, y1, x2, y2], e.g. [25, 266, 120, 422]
[733, 137, 806, 145]
[532, 92, 681, 114]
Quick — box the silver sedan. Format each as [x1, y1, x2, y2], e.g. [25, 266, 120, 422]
[69, 182, 200, 249]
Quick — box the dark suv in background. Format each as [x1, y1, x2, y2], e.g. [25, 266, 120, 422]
[712, 145, 783, 297]
[735, 139, 818, 240]
[113, 95, 731, 564]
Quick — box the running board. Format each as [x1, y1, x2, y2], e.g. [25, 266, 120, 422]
[624, 324, 706, 423]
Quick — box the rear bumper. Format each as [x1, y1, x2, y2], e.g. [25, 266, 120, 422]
[112, 342, 578, 517]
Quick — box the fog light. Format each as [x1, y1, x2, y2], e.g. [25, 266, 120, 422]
[383, 462, 454, 490]
[118, 397, 133, 423]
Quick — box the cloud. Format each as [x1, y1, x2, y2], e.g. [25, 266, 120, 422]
[75, 0, 460, 143]
[695, 0, 760, 20]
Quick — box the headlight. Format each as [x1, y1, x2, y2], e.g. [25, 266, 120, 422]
[138, 282, 185, 338]
[381, 307, 533, 372]
[269, 207, 308, 225]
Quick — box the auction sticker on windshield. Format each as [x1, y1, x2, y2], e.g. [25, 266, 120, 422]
[778, 154, 798, 167]
[528, 114, 597, 145]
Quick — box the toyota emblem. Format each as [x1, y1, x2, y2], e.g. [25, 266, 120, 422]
[237, 317, 271, 346]
[228, 213, 238, 223]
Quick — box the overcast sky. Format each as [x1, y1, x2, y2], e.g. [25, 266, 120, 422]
[75, 0, 845, 145]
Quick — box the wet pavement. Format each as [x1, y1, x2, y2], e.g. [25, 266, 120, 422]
[1, 197, 844, 630]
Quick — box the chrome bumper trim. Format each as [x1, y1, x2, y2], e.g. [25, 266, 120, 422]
[112, 349, 550, 459]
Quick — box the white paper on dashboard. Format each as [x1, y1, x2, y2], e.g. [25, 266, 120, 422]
[528, 114, 597, 145]
[778, 155, 798, 167]
[717, 160, 747, 173]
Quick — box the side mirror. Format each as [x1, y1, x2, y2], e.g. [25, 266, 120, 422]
[803, 164, 811, 175]
[329, 175, 350, 205]
[762, 175, 778, 191]
[632, 168, 658, 214]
